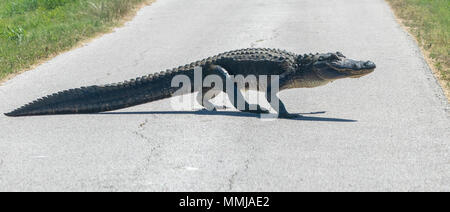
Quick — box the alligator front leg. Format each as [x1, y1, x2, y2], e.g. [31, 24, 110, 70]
[266, 77, 303, 119]
[207, 65, 269, 114]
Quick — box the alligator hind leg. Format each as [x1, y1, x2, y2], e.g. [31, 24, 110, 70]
[206, 65, 268, 114]
[196, 87, 227, 111]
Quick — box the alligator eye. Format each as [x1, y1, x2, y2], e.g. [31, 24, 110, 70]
[330, 54, 339, 61]
[336, 52, 346, 58]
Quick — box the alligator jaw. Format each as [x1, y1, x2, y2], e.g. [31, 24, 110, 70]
[329, 60, 376, 78]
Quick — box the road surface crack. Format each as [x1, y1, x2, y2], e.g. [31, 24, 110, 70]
[131, 119, 163, 185]
[227, 158, 250, 191]
[250, 29, 280, 47]
[139, 119, 149, 128]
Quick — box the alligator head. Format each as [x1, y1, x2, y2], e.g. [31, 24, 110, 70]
[302, 52, 376, 80]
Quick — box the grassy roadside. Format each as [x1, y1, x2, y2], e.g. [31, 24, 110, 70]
[0, 0, 155, 81]
[386, 0, 449, 100]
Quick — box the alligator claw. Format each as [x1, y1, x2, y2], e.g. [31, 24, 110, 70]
[256, 108, 270, 114]
[214, 105, 229, 110]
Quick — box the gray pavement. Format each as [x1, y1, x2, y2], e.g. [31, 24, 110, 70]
[0, 0, 449, 191]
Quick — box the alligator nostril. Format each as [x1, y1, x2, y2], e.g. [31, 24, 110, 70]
[364, 61, 376, 68]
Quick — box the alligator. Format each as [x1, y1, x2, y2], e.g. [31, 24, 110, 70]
[5, 48, 375, 118]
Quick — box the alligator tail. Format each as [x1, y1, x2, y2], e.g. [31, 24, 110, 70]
[4, 69, 194, 117]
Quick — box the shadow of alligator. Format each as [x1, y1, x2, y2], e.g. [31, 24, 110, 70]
[99, 110, 357, 122]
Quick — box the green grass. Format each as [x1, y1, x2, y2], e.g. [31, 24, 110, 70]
[0, 0, 153, 80]
[386, 0, 449, 93]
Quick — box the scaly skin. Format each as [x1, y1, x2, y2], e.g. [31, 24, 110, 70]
[4, 48, 376, 118]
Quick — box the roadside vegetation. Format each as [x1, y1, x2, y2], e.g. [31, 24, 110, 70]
[386, 0, 449, 98]
[0, 0, 154, 80]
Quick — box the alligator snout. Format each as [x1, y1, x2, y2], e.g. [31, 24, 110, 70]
[364, 61, 376, 69]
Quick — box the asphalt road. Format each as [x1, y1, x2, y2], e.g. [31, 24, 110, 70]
[0, 0, 449, 191]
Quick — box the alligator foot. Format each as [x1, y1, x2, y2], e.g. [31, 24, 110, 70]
[241, 105, 270, 114]
[198, 108, 219, 113]
[198, 104, 228, 112]
[214, 105, 229, 110]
